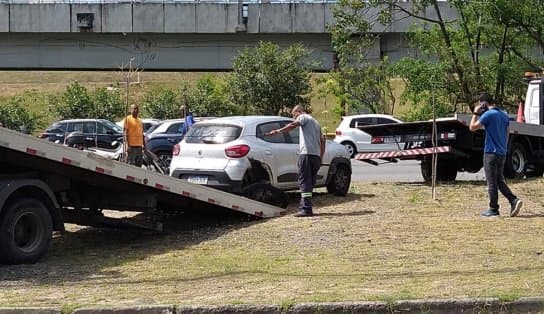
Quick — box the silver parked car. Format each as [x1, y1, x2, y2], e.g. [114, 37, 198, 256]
[169, 116, 352, 196]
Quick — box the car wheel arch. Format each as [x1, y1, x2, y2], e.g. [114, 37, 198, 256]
[243, 159, 273, 186]
[326, 157, 352, 185]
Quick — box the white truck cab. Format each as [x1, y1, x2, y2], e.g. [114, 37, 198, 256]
[525, 77, 543, 125]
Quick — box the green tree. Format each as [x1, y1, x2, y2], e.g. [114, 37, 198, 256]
[328, 0, 396, 115]
[227, 41, 314, 115]
[184, 75, 239, 117]
[92, 87, 125, 121]
[330, 0, 541, 120]
[141, 87, 179, 120]
[50, 81, 93, 119]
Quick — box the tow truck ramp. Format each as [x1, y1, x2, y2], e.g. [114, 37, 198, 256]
[0, 127, 286, 218]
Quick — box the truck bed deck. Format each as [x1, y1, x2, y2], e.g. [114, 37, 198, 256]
[0, 127, 285, 218]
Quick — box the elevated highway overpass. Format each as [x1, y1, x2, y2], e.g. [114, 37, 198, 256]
[0, 1, 456, 71]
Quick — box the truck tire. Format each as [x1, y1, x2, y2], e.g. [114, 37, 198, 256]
[527, 165, 544, 178]
[421, 158, 457, 182]
[0, 198, 53, 265]
[504, 142, 528, 179]
[327, 164, 351, 196]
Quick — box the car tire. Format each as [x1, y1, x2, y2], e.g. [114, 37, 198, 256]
[155, 151, 172, 171]
[327, 164, 351, 196]
[0, 198, 53, 265]
[241, 182, 289, 209]
[341, 142, 357, 158]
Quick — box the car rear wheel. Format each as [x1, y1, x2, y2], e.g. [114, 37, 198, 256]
[341, 142, 357, 158]
[327, 164, 351, 196]
[155, 151, 172, 171]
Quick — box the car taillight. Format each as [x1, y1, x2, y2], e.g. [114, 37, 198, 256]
[172, 143, 180, 156]
[371, 136, 384, 144]
[335, 130, 342, 136]
[225, 144, 250, 158]
[38, 133, 48, 139]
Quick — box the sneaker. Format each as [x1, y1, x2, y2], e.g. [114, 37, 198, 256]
[510, 199, 523, 217]
[294, 210, 313, 217]
[480, 208, 500, 217]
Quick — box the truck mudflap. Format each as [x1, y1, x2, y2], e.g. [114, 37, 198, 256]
[355, 146, 454, 162]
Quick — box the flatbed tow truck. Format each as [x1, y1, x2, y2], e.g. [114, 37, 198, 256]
[355, 75, 544, 182]
[0, 127, 286, 264]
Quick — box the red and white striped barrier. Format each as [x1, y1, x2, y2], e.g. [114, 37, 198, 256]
[355, 146, 452, 160]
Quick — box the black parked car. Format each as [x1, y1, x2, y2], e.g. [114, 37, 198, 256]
[144, 119, 187, 167]
[39, 119, 124, 149]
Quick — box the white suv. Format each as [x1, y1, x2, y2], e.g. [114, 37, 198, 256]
[334, 114, 403, 158]
[169, 116, 352, 196]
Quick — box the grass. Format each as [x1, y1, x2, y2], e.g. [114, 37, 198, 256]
[1, 179, 543, 308]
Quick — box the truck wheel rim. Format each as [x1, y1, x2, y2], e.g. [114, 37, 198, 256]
[512, 150, 526, 173]
[13, 213, 42, 253]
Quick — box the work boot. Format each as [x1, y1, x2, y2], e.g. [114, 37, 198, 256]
[510, 198, 523, 217]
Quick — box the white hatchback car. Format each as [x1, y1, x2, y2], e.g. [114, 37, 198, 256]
[169, 116, 352, 196]
[333, 114, 403, 158]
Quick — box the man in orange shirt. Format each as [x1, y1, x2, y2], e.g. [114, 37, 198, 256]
[123, 104, 144, 167]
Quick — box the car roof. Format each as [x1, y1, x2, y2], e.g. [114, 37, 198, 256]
[55, 119, 111, 123]
[342, 114, 400, 119]
[195, 115, 292, 125]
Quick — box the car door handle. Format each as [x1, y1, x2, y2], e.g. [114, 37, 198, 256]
[85, 137, 94, 141]
[264, 150, 272, 155]
[167, 138, 177, 142]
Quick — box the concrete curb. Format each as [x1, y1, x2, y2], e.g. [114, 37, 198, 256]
[1, 297, 544, 314]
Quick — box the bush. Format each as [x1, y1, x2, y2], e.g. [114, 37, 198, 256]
[49, 82, 126, 122]
[0, 95, 42, 133]
[185, 76, 240, 117]
[93, 87, 125, 121]
[50, 82, 94, 119]
[141, 87, 180, 120]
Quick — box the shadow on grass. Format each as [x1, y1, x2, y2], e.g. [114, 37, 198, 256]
[0, 206, 267, 284]
[395, 180, 488, 187]
[312, 210, 375, 217]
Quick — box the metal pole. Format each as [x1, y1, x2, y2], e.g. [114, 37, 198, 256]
[431, 80, 438, 200]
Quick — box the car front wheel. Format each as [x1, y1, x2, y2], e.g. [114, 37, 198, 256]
[327, 164, 351, 196]
[341, 142, 357, 158]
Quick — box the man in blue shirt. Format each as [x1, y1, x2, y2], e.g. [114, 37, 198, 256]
[469, 92, 523, 217]
[180, 105, 195, 136]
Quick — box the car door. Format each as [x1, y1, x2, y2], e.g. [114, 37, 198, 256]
[82, 121, 98, 148]
[256, 121, 299, 189]
[95, 121, 115, 149]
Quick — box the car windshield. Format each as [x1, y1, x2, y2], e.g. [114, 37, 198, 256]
[102, 120, 123, 133]
[46, 122, 66, 132]
[185, 124, 242, 144]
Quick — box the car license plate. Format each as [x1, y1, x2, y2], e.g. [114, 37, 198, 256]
[187, 176, 208, 185]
